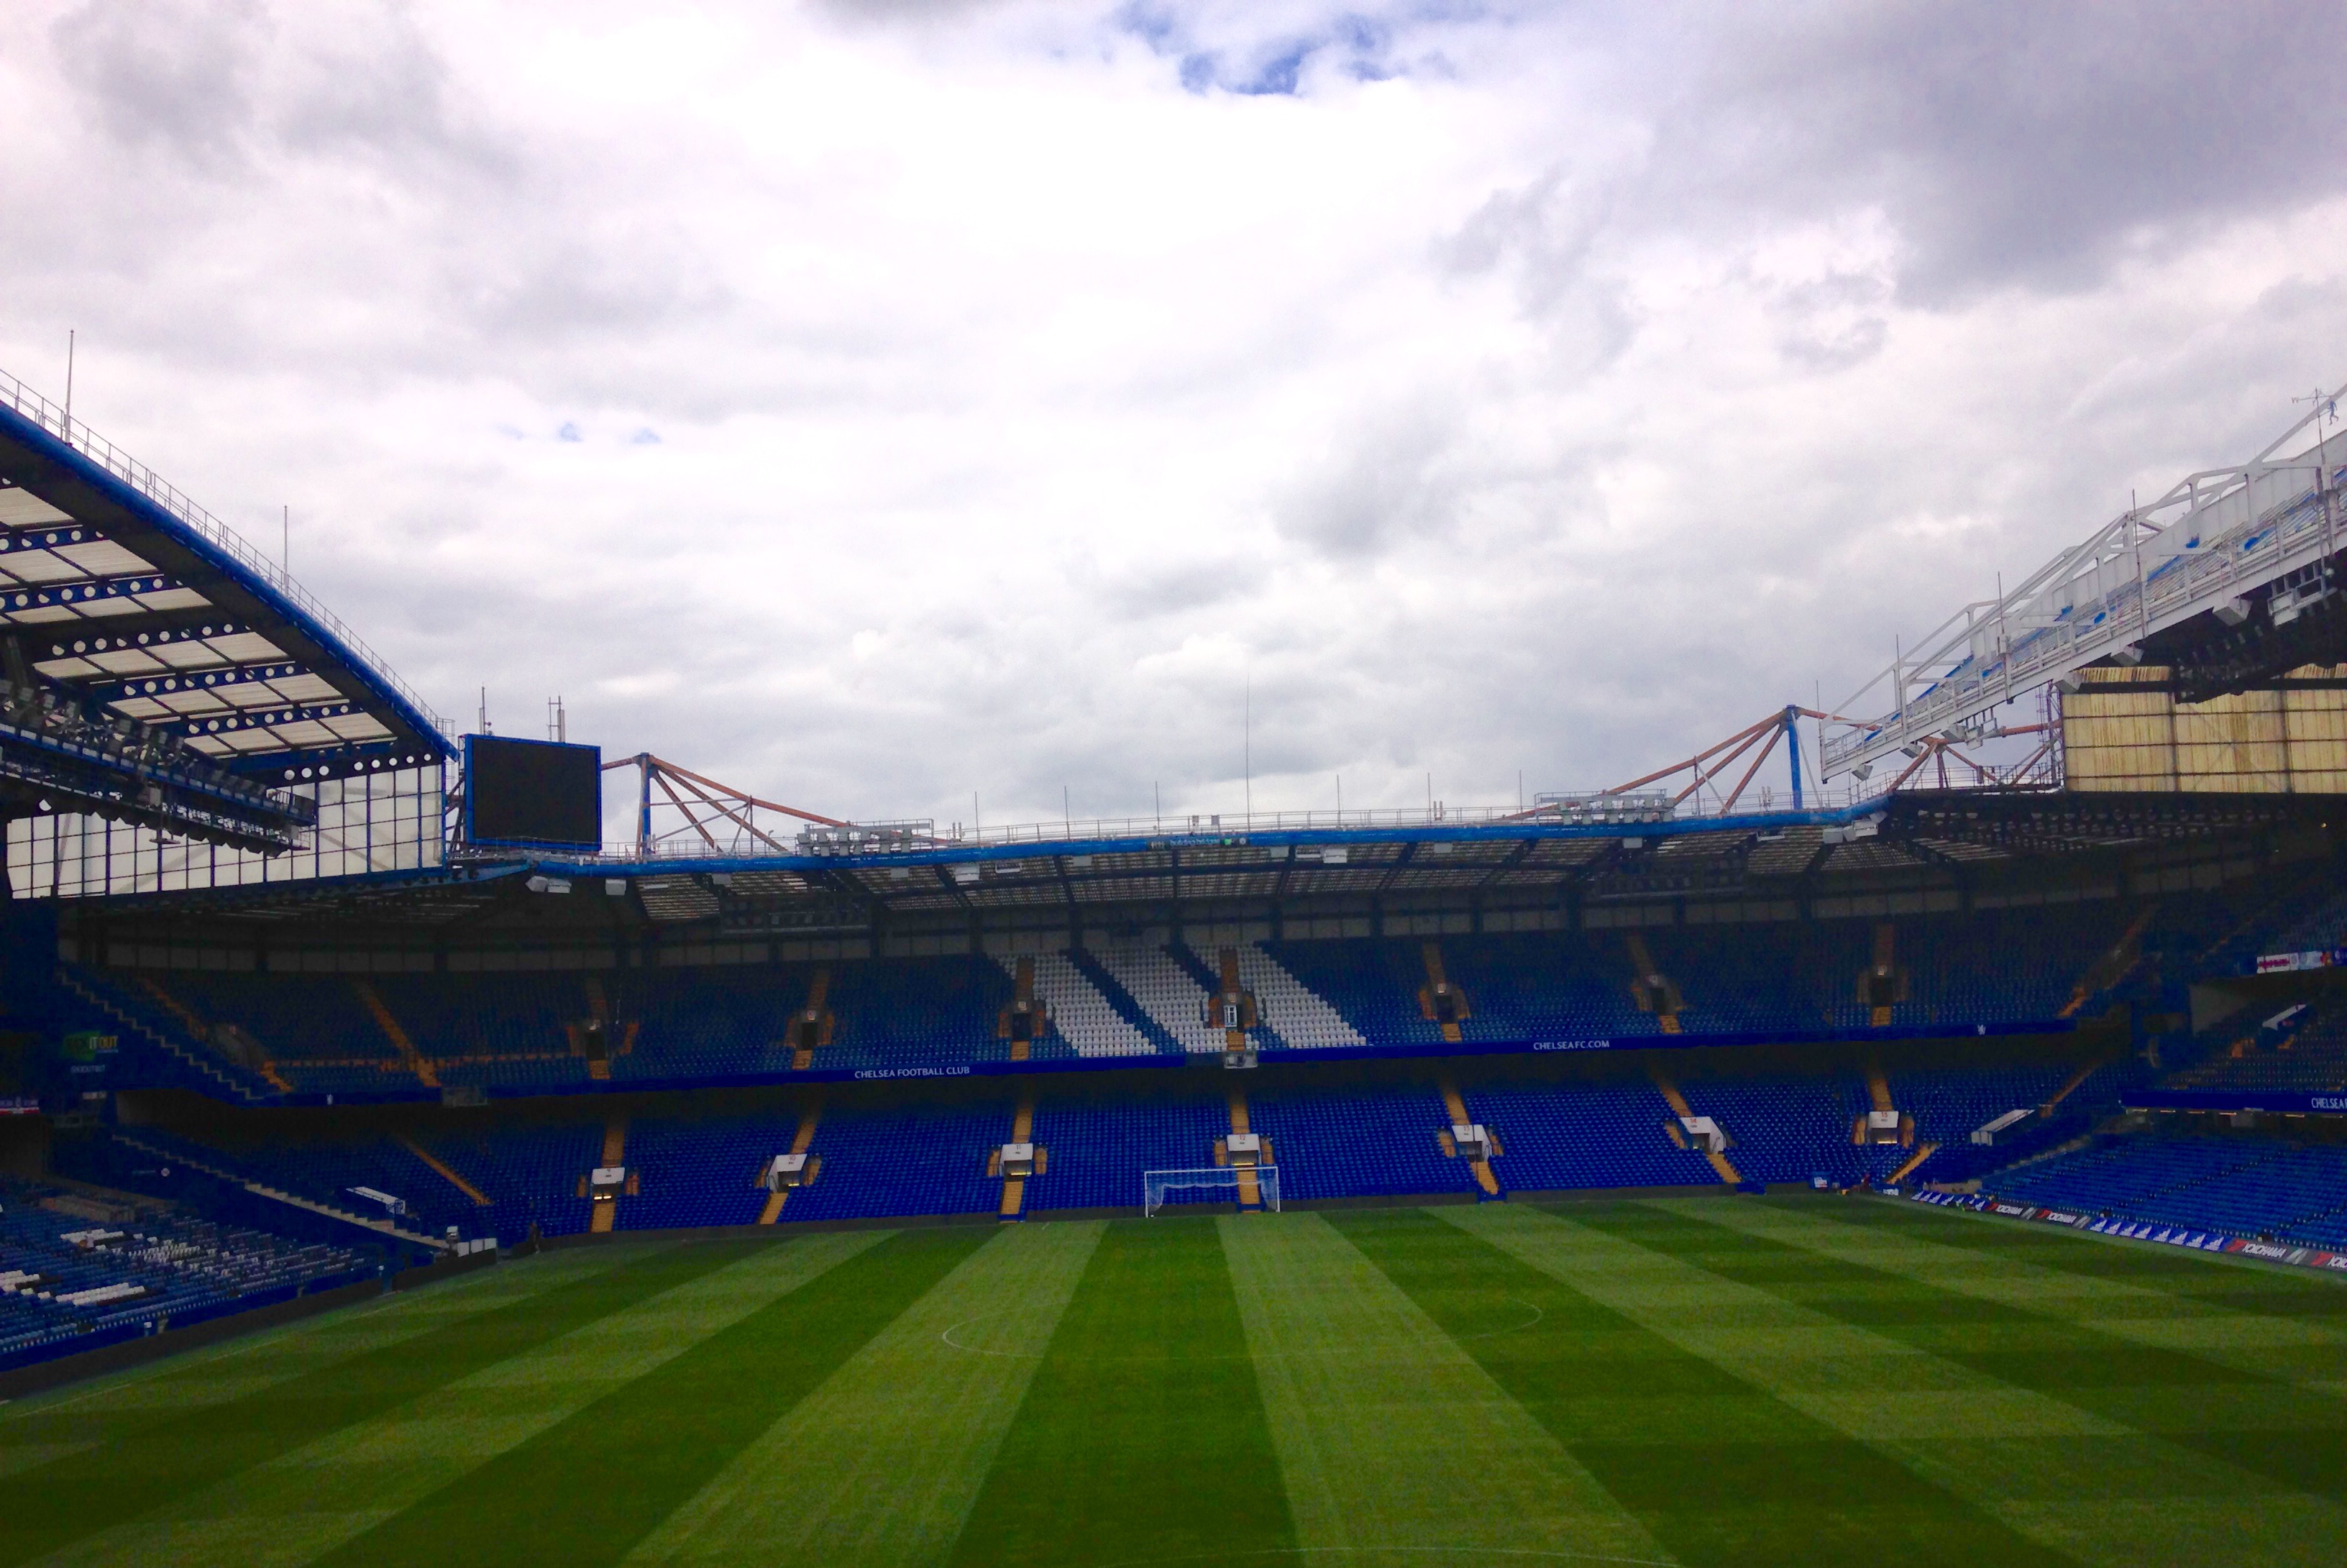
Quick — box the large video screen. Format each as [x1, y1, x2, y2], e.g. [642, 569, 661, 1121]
[464, 735, 602, 851]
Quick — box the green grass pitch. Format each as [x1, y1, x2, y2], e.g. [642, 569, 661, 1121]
[3, 1196, 2343, 1567]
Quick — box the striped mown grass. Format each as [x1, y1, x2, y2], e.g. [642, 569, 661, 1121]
[0, 1196, 2339, 1567]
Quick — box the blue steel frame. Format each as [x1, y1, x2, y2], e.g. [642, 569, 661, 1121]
[0, 398, 451, 781]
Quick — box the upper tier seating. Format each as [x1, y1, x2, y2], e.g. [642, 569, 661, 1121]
[62, 903, 2178, 1098]
[2166, 997, 2347, 1094]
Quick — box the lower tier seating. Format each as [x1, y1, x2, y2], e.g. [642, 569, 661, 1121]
[0, 1178, 372, 1370]
[76, 1042, 2287, 1244]
[1989, 1134, 2347, 1250]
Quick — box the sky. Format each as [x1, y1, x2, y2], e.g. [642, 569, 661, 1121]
[5, 0, 2346, 840]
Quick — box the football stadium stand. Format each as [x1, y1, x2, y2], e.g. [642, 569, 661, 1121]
[12, 353, 2347, 1397]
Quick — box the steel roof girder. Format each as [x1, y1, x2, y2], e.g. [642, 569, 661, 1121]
[24, 613, 259, 655]
[1, 567, 189, 614]
[1, 715, 313, 827]
[86, 659, 316, 707]
[0, 393, 450, 758]
[168, 697, 367, 740]
[211, 735, 446, 780]
[0, 522, 109, 552]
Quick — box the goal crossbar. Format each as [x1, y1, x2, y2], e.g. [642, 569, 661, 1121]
[1143, 1166, 1280, 1216]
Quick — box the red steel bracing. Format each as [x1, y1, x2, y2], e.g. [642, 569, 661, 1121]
[1715, 724, 1785, 813]
[650, 768, 739, 853]
[602, 753, 848, 856]
[1883, 720, 2059, 793]
[1586, 707, 2056, 817]
[1604, 712, 1783, 799]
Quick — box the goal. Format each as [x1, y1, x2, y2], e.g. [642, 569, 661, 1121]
[1143, 1166, 1281, 1216]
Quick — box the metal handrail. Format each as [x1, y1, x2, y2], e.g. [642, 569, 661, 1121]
[1823, 464, 2338, 771]
[1826, 387, 2347, 774]
[0, 365, 450, 738]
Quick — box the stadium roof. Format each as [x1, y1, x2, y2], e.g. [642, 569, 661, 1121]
[0, 367, 448, 787]
[65, 789, 2329, 935]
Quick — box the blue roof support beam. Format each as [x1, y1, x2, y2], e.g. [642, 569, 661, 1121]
[0, 383, 448, 767]
[0, 368, 452, 856]
[0, 569, 187, 615]
[0, 710, 316, 851]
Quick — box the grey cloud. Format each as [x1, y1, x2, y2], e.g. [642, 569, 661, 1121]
[1097, 561, 1251, 620]
[270, 9, 513, 182]
[1665, 0, 2347, 303]
[1434, 165, 1640, 382]
[1775, 275, 1889, 372]
[1437, 165, 1626, 316]
[52, 0, 269, 173]
[444, 221, 736, 348]
[1276, 404, 1466, 559]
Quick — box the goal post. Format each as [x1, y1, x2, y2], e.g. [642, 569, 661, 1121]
[1143, 1166, 1280, 1215]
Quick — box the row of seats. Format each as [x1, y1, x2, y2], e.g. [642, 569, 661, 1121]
[70, 909, 2181, 1099]
[98, 1053, 2147, 1243]
[1991, 1135, 2347, 1250]
[0, 1180, 370, 1370]
[2167, 997, 2347, 1094]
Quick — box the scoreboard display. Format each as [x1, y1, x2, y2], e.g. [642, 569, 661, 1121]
[462, 735, 602, 851]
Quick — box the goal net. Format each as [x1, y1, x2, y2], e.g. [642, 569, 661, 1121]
[1143, 1166, 1281, 1216]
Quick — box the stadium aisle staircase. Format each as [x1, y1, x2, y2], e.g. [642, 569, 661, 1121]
[2039, 1056, 2107, 1116]
[1438, 1077, 1501, 1196]
[791, 969, 833, 1070]
[354, 980, 436, 1088]
[137, 976, 211, 1047]
[580, 974, 608, 1081]
[117, 974, 288, 1096]
[1625, 934, 1683, 1032]
[1865, 924, 1899, 1027]
[1419, 943, 1465, 1042]
[110, 1128, 446, 1250]
[1227, 1086, 1263, 1209]
[999, 1092, 1036, 1219]
[590, 1118, 628, 1233]
[1652, 1070, 1740, 1184]
[2063, 905, 2158, 1019]
[398, 1133, 493, 1210]
[1885, 1140, 1939, 1184]
[999, 958, 1038, 1062]
[1856, 1063, 1914, 1147]
[759, 1100, 823, 1224]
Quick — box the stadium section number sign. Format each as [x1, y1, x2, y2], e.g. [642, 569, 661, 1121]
[463, 734, 603, 851]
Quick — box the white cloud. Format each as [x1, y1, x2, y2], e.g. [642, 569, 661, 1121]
[4, 0, 2345, 838]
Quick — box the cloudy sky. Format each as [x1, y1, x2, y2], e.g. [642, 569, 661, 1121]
[5, 1, 2344, 838]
